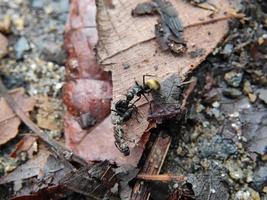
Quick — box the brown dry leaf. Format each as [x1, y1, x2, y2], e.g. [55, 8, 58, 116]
[10, 135, 37, 159]
[64, 0, 231, 167]
[97, 0, 231, 147]
[65, 114, 153, 166]
[36, 96, 64, 132]
[0, 88, 35, 145]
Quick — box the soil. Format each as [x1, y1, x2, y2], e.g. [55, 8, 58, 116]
[0, 0, 266, 199]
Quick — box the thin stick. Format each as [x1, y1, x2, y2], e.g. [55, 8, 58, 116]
[186, 13, 245, 28]
[137, 174, 187, 182]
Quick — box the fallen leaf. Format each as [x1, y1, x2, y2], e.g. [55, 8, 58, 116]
[64, 0, 231, 166]
[10, 135, 37, 159]
[65, 114, 152, 166]
[97, 0, 231, 148]
[0, 88, 35, 146]
[36, 96, 64, 132]
[63, 0, 112, 157]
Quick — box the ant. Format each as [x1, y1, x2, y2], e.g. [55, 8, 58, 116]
[112, 75, 161, 156]
[113, 75, 160, 122]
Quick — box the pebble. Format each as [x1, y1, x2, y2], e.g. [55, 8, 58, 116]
[227, 162, 244, 181]
[0, 33, 8, 59]
[223, 88, 243, 98]
[212, 101, 220, 108]
[224, 71, 243, 87]
[198, 135, 237, 160]
[14, 17, 24, 31]
[221, 43, 234, 57]
[248, 93, 257, 102]
[252, 165, 267, 191]
[31, 0, 46, 8]
[258, 89, 267, 104]
[243, 80, 253, 94]
[0, 15, 11, 34]
[40, 42, 66, 65]
[235, 187, 260, 200]
[14, 37, 30, 59]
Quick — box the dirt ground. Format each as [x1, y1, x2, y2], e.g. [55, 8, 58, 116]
[0, 0, 266, 199]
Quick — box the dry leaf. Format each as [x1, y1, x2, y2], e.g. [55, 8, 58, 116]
[64, 0, 231, 166]
[97, 0, 230, 147]
[0, 88, 35, 145]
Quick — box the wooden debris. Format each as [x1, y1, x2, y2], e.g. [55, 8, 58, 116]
[137, 174, 187, 182]
[131, 132, 171, 200]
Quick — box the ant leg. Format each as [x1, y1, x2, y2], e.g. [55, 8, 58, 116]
[131, 104, 144, 123]
[142, 93, 153, 114]
[131, 96, 141, 105]
[143, 74, 156, 85]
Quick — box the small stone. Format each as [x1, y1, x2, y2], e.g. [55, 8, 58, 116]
[4, 159, 17, 173]
[228, 164, 244, 181]
[53, 0, 69, 14]
[258, 37, 265, 45]
[212, 101, 220, 108]
[0, 33, 8, 59]
[176, 146, 187, 157]
[252, 165, 267, 191]
[223, 88, 242, 98]
[248, 93, 257, 103]
[195, 103, 204, 113]
[235, 187, 260, 200]
[243, 80, 253, 95]
[122, 63, 130, 69]
[224, 71, 243, 87]
[14, 37, 31, 60]
[258, 89, 267, 104]
[203, 88, 220, 104]
[198, 135, 237, 160]
[221, 43, 233, 57]
[40, 42, 66, 65]
[0, 15, 11, 34]
[32, 0, 45, 8]
[14, 17, 24, 31]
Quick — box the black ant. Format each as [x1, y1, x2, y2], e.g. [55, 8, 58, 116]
[112, 75, 161, 156]
[112, 75, 160, 122]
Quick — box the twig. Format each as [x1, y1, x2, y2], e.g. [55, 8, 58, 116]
[0, 78, 88, 167]
[136, 174, 187, 182]
[186, 13, 246, 28]
[181, 77, 197, 109]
